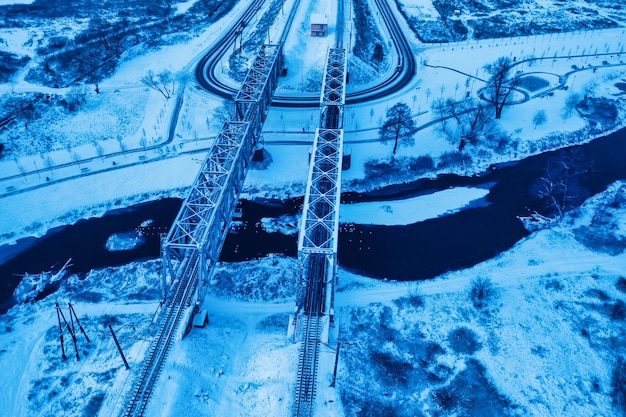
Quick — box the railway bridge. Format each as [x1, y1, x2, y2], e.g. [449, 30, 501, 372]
[121, 1, 351, 415]
[293, 46, 347, 417]
[120, 43, 283, 417]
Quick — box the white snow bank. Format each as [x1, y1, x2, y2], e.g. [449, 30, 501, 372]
[105, 231, 146, 252]
[340, 186, 491, 225]
[0, 0, 33, 4]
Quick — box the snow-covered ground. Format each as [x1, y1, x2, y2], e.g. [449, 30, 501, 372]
[1, 0, 626, 416]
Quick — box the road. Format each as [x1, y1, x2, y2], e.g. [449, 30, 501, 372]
[195, 0, 417, 107]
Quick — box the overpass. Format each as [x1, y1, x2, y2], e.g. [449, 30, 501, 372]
[293, 46, 347, 417]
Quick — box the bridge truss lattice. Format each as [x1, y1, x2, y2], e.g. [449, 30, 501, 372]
[294, 47, 347, 417]
[122, 43, 283, 417]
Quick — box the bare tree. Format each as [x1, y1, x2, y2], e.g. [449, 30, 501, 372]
[431, 98, 450, 133]
[562, 92, 581, 120]
[65, 84, 88, 112]
[470, 277, 496, 309]
[532, 149, 590, 219]
[44, 154, 55, 173]
[432, 98, 493, 150]
[140, 70, 174, 99]
[379, 102, 418, 155]
[483, 57, 519, 119]
[532, 109, 547, 129]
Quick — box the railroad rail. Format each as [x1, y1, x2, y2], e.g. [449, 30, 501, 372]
[293, 44, 347, 417]
[119, 3, 288, 414]
[294, 315, 322, 417]
[122, 252, 199, 417]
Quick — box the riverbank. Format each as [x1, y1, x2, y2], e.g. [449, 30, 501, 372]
[1, 180, 624, 416]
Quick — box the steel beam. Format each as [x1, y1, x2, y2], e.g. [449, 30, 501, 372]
[319, 48, 348, 130]
[235, 43, 283, 129]
[162, 121, 252, 291]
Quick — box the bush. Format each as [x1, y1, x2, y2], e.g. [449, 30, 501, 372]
[371, 350, 414, 387]
[611, 300, 626, 321]
[408, 155, 435, 173]
[612, 357, 626, 414]
[449, 327, 482, 354]
[437, 151, 473, 171]
[351, 0, 385, 70]
[83, 392, 105, 417]
[0, 51, 30, 83]
[470, 277, 496, 309]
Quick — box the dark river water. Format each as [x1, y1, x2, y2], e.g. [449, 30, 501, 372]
[1, 127, 625, 312]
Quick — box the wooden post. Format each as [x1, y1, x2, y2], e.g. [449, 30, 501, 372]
[109, 325, 130, 370]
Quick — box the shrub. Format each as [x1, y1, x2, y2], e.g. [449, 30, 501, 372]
[612, 357, 626, 414]
[351, 0, 385, 70]
[83, 392, 105, 417]
[470, 277, 496, 309]
[408, 155, 435, 173]
[370, 350, 414, 387]
[437, 151, 473, 171]
[545, 280, 563, 291]
[611, 300, 626, 321]
[407, 286, 424, 308]
[0, 51, 30, 82]
[449, 327, 482, 354]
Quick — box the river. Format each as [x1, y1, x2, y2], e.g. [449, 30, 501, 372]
[1, 127, 625, 312]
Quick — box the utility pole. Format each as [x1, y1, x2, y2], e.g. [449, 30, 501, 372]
[109, 325, 130, 370]
[56, 302, 79, 360]
[56, 304, 67, 361]
[68, 302, 90, 343]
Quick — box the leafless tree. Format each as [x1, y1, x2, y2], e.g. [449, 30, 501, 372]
[65, 84, 88, 111]
[483, 57, 519, 119]
[532, 109, 547, 129]
[43, 154, 55, 173]
[431, 98, 450, 133]
[140, 70, 174, 99]
[532, 149, 590, 219]
[561, 92, 581, 120]
[379, 102, 418, 155]
[433, 98, 493, 151]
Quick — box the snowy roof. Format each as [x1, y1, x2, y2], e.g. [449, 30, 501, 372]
[311, 13, 328, 24]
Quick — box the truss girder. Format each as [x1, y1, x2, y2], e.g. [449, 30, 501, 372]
[163, 121, 252, 265]
[235, 44, 283, 125]
[298, 129, 343, 254]
[320, 48, 348, 130]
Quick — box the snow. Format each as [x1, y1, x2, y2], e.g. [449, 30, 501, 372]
[1, 0, 626, 416]
[105, 231, 146, 252]
[340, 186, 491, 226]
[0, 0, 34, 5]
[261, 214, 301, 234]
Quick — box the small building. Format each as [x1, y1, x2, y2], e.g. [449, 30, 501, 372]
[311, 13, 328, 37]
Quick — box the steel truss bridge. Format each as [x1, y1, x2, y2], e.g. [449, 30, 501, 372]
[120, 44, 283, 417]
[293, 47, 347, 417]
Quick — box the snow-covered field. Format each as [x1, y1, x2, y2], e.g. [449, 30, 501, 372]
[1, 0, 626, 416]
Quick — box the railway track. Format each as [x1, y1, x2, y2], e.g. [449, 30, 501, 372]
[294, 315, 322, 417]
[121, 252, 199, 417]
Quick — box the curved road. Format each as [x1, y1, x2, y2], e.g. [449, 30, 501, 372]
[195, 0, 417, 107]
